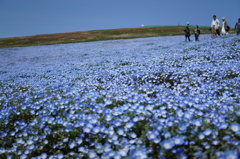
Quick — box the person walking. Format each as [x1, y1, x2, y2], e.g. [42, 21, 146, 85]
[211, 15, 220, 37]
[184, 23, 191, 41]
[194, 25, 201, 41]
[235, 18, 240, 36]
[221, 17, 229, 35]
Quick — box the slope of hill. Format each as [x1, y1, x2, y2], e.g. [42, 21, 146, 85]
[0, 26, 214, 48]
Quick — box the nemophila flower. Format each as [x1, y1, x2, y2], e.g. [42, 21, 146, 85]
[108, 151, 120, 158]
[43, 140, 48, 145]
[129, 132, 137, 138]
[110, 133, 119, 141]
[147, 132, 157, 141]
[212, 140, 220, 145]
[10, 131, 16, 136]
[28, 144, 35, 151]
[203, 142, 211, 149]
[198, 132, 205, 140]
[104, 99, 112, 105]
[20, 154, 28, 159]
[16, 138, 25, 144]
[108, 128, 115, 136]
[88, 150, 98, 159]
[113, 119, 122, 127]
[125, 121, 134, 129]
[223, 135, 231, 141]
[112, 153, 122, 159]
[133, 116, 140, 122]
[83, 126, 91, 133]
[40, 153, 48, 159]
[192, 118, 202, 127]
[22, 131, 28, 137]
[117, 128, 125, 136]
[103, 143, 112, 153]
[203, 128, 212, 136]
[194, 151, 206, 158]
[92, 126, 101, 134]
[63, 137, 69, 143]
[56, 153, 64, 159]
[121, 115, 130, 122]
[236, 109, 240, 116]
[75, 138, 83, 145]
[105, 114, 112, 121]
[229, 123, 240, 133]
[173, 136, 184, 145]
[129, 147, 148, 159]
[219, 122, 228, 129]
[163, 131, 171, 138]
[178, 123, 187, 133]
[161, 139, 174, 150]
[118, 148, 128, 157]
[0, 148, 6, 154]
[78, 147, 87, 153]
[223, 150, 238, 159]
[6, 155, 12, 159]
[68, 141, 76, 149]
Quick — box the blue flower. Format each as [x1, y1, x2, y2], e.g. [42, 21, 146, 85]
[88, 150, 97, 159]
[219, 122, 228, 129]
[113, 119, 122, 127]
[163, 131, 171, 138]
[111, 134, 119, 141]
[40, 153, 47, 159]
[129, 146, 148, 159]
[56, 153, 64, 159]
[118, 148, 128, 157]
[229, 123, 240, 133]
[125, 121, 134, 129]
[129, 132, 137, 138]
[92, 126, 100, 134]
[20, 154, 28, 159]
[63, 137, 69, 143]
[68, 141, 76, 149]
[6, 155, 12, 159]
[224, 150, 238, 159]
[147, 130, 159, 141]
[192, 118, 202, 127]
[198, 133, 205, 140]
[117, 128, 125, 136]
[173, 136, 184, 145]
[203, 129, 212, 136]
[78, 146, 88, 153]
[83, 126, 91, 133]
[161, 139, 174, 150]
[27, 139, 34, 145]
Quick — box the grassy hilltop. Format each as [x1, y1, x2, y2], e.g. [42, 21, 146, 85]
[0, 26, 235, 48]
[0, 26, 214, 48]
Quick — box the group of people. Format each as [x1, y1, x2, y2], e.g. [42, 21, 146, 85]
[183, 15, 240, 42]
[211, 15, 230, 37]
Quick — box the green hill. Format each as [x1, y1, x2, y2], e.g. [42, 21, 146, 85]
[0, 26, 219, 48]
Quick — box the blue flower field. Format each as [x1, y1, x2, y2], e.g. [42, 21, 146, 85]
[0, 34, 240, 159]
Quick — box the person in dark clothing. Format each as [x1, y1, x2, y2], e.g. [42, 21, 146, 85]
[184, 24, 191, 41]
[235, 18, 240, 36]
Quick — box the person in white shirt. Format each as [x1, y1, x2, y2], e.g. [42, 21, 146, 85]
[211, 15, 220, 36]
[221, 17, 229, 35]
